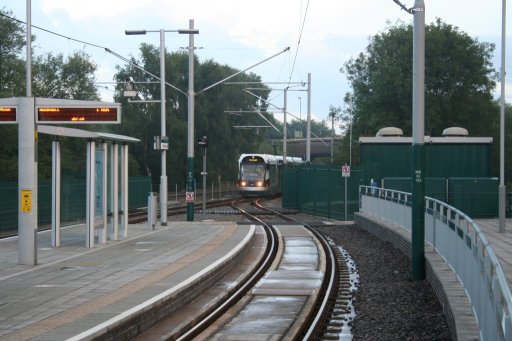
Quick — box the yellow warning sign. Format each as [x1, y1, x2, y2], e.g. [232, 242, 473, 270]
[20, 190, 32, 213]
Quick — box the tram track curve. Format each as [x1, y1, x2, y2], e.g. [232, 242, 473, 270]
[174, 199, 280, 340]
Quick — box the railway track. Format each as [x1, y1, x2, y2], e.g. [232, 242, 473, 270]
[127, 196, 244, 224]
[158, 198, 352, 340]
[251, 199, 352, 340]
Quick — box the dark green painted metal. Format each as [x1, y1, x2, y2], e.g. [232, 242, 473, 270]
[411, 143, 425, 280]
[281, 164, 363, 220]
[360, 142, 492, 186]
[448, 178, 499, 218]
[0, 176, 152, 234]
[187, 157, 194, 221]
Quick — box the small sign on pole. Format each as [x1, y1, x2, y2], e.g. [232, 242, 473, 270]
[186, 191, 195, 203]
[342, 165, 351, 177]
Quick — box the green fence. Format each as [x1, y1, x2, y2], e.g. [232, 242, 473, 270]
[383, 177, 447, 202]
[0, 176, 152, 234]
[283, 166, 501, 220]
[282, 164, 363, 220]
[379, 177, 499, 218]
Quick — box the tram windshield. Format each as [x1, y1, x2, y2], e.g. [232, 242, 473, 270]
[240, 164, 265, 180]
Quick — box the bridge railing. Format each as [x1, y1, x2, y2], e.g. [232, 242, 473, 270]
[359, 185, 512, 340]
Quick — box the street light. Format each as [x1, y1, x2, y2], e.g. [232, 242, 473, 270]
[125, 26, 198, 226]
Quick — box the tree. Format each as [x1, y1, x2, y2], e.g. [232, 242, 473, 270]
[0, 9, 102, 180]
[32, 51, 100, 100]
[342, 19, 497, 141]
[0, 8, 26, 98]
[112, 45, 273, 189]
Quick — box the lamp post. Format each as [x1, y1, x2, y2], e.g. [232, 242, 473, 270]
[126, 24, 198, 225]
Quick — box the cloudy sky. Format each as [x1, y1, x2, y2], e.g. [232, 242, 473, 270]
[3, 0, 511, 127]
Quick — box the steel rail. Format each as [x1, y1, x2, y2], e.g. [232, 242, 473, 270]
[252, 200, 339, 340]
[175, 199, 279, 340]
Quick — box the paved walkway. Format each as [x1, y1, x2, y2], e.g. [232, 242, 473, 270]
[0, 221, 255, 340]
[475, 218, 512, 289]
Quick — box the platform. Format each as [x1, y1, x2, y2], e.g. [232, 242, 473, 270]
[0, 221, 256, 341]
[475, 219, 512, 290]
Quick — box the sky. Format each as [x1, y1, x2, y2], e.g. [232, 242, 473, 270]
[3, 0, 512, 131]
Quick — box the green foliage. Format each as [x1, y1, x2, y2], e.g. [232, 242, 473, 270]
[33, 51, 100, 100]
[340, 19, 500, 173]
[0, 8, 26, 98]
[112, 46, 276, 189]
[0, 9, 101, 180]
[342, 19, 497, 139]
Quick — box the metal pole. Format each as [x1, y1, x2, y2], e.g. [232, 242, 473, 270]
[331, 114, 334, 163]
[186, 19, 196, 221]
[26, 0, 32, 97]
[283, 87, 288, 163]
[86, 141, 96, 248]
[159, 29, 168, 226]
[499, 0, 507, 233]
[306, 73, 311, 163]
[349, 93, 353, 166]
[344, 174, 348, 221]
[18, 0, 37, 265]
[202, 147, 207, 220]
[51, 140, 60, 247]
[411, 0, 426, 280]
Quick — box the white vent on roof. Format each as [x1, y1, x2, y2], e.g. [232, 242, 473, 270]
[442, 127, 468, 137]
[376, 127, 403, 137]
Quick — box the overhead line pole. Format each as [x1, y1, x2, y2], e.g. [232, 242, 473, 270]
[499, 0, 507, 233]
[283, 87, 288, 163]
[411, 0, 426, 280]
[306, 73, 311, 162]
[186, 19, 197, 221]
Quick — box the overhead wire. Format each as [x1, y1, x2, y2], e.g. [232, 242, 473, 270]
[287, 0, 310, 85]
[0, 12, 189, 96]
[0, 12, 106, 50]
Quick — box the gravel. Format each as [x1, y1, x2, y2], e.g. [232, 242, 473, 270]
[320, 224, 452, 340]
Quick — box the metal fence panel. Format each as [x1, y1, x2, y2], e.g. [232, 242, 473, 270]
[282, 164, 362, 220]
[0, 176, 152, 234]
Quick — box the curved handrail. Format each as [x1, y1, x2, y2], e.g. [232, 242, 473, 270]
[359, 185, 512, 340]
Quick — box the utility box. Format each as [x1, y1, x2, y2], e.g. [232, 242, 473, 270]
[148, 192, 158, 229]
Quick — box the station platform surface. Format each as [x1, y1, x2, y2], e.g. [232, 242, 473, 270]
[0, 221, 256, 341]
[475, 218, 512, 290]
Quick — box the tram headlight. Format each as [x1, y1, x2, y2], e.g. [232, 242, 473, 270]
[240, 180, 247, 187]
[256, 181, 264, 187]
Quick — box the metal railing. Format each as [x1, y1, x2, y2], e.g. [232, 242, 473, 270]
[359, 185, 512, 340]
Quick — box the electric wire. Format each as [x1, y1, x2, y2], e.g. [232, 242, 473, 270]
[0, 12, 106, 50]
[0, 12, 190, 95]
[287, 0, 310, 85]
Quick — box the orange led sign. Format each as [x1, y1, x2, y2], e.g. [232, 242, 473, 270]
[36, 106, 120, 124]
[0, 107, 17, 123]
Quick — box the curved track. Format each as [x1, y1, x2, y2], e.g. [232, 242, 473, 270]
[175, 199, 279, 340]
[131, 197, 350, 340]
[252, 200, 346, 340]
